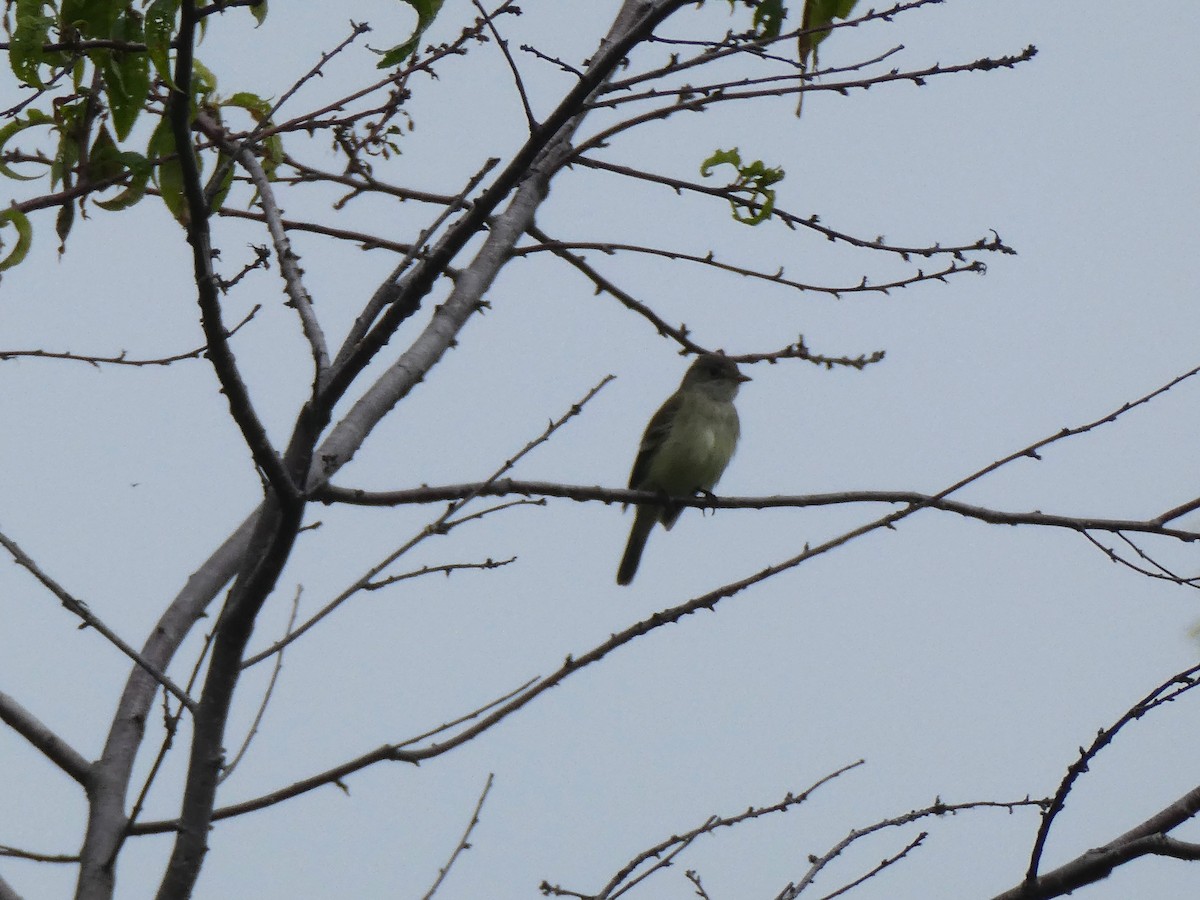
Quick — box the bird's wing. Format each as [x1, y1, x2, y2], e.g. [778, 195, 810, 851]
[627, 390, 682, 490]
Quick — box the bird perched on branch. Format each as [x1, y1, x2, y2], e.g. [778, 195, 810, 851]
[617, 353, 750, 585]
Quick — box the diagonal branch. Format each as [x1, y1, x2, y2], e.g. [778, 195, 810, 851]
[1026, 661, 1200, 882]
[0, 527, 195, 710]
[471, 0, 537, 131]
[570, 47, 1038, 161]
[513, 236, 985, 297]
[572, 156, 1014, 260]
[245, 376, 611, 668]
[205, 120, 330, 381]
[0, 691, 91, 785]
[165, 7, 297, 504]
[421, 773, 494, 900]
[994, 800, 1200, 900]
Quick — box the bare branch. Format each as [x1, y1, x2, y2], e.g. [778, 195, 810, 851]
[421, 773, 494, 900]
[572, 156, 1015, 260]
[245, 376, 611, 668]
[364, 556, 517, 590]
[513, 237, 986, 298]
[201, 117, 331, 381]
[315, 480, 1200, 545]
[332, 156, 499, 373]
[219, 587, 302, 784]
[471, 0, 537, 131]
[816, 833, 926, 900]
[1026, 660, 1200, 883]
[1081, 532, 1200, 587]
[784, 797, 1046, 899]
[0, 691, 91, 785]
[995, 810, 1200, 900]
[0, 527, 196, 710]
[0, 305, 259, 368]
[128, 677, 537, 832]
[275, 156, 470, 208]
[524, 224, 885, 366]
[0, 845, 78, 864]
[214, 206, 445, 262]
[165, 7, 298, 504]
[600, 0, 945, 95]
[571, 47, 1038, 161]
[581, 762, 863, 900]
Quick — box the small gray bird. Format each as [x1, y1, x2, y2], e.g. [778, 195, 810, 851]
[617, 353, 750, 585]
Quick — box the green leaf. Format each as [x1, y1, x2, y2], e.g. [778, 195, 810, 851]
[700, 147, 785, 226]
[0, 110, 55, 181]
[699, 147, 743, 179]
[0, 207, 34, 271]
[148, 117, 188, 224]
[222, 91, 274, 122]
[60, 0, 122, 38]
[191, 57, 218, 102]
[11, 0, 55, 88]
[208, 155, 235, 209]
[49, 99, 86, 188]
[796, 0, 859, 117]
[101, 8, 151, 141]
[219, 91, 281, 178]
[261, 133, 283, 180]
[799, 0, 859, 66]
[87, 125, 126, 181]
[250, 0, 267, 26]
[376, 0, 445, 68]
[56, 199, 75, 250]
[145, 0, 180, 89]
[94, 151, 151, 211]
[752, 0, 786, 39]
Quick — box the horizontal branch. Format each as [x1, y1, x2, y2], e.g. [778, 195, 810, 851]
[0, 306, 260, 368]
[316, 480, 1200, 543]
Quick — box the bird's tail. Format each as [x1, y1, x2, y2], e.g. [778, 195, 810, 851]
[617, 507, 657, 585]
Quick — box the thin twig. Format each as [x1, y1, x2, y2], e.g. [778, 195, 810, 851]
[0, 306, 260, 368]
[0, 844, 79, 864]
[219, 586, 303, 784]
[332, 156, 499, 372]
[1026, 660, 1200, 883]
[472, 0, 537, 130]
[572, 156, 1014, 260]
[207, 120, 331, 381]
[513, 237, 985, 297]
[421, 773, 494, 899]
[364, 556, 517, 590]
[0, 527, 196, 710]
[784, 798, 1045, 898]
[244, 376, 613, 667]
[129, 678, 537, 832]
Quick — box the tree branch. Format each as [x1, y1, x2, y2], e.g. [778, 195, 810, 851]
[0, 691, 91, 785]
[315, 480, 1200, 544]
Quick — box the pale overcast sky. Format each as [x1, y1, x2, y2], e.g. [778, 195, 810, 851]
[4, 2, 1200, 898]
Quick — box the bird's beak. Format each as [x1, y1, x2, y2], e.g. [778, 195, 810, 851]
[736, 372, 752, 383]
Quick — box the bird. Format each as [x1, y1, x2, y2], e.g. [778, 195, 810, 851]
[617, 352, 750, 585]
